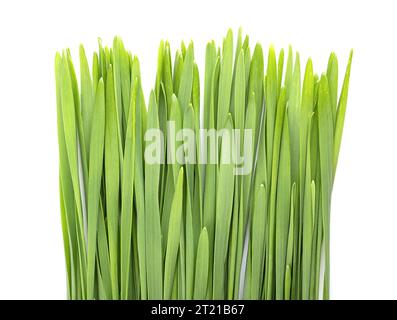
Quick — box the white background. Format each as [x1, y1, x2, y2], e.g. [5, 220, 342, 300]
[0, 0, 396, 299]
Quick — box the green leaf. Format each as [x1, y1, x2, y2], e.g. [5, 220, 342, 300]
[86, 78, 105, 299]
[265, 46, 278, 180]
[134, 75, 148, 299]
[265, 87, 287, 299]
[202, 56, 219, 299]
[162, 42, 174, 112]
[213, 115, 235, 299]
[277, 49, 285, 96]
[155, 41, 165, 101]
[248, 44, 264, 134]
[56, 53, 82, 299]
[250, 184, 267, 299]
[216, 29, 233, 129]
[318, 74, 334, 300]
[204, 41, 217, 130]
[79, 45, 94, 153]
[120, 79, 137, 299]
[97, 207, 112, 299]
[164, 168, 184, 299]
[173, 50, 183, 92]
[193, 228, 209, 299]
[59, 52, 87, 297]
[178, 42, 194, 113]
[104, 65, 121, 299]
[275, 112, 291, 299]
[326, 52, 338, 121]
[333, 51, 353, 175]
[145, 91, 163, 299]
[302, 116, 313, 300]
[284, 183, 296, 299]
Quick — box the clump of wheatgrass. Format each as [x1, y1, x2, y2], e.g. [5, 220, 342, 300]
[55, 29, 352, 300]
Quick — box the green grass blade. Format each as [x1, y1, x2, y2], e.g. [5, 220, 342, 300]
[169, 95, 182, 184]
[243, 38, 251, 91]
[266, 88, 287, 299]
[250, 184, 267, 299]
[183, 104, 196, 300]
[275, 112, 291, 299]
[243, 92, 257, 219]
[284, 183, 296, 299]
[248, 44, 264, 136]
[164, 168, 184, 299]
[265, 46, 278, 181]
[86, 79, 105, 299]
[173, 50, 183, 92]
[134, 75, 148, 299]
[318, 74, 334, 300]
[120, 79, 137, 299]
[104, 65, 120, 299]
[162, 42, 174, 113]
[92, 52, 99, 94]
[145, 91, 163, 299]
[97, 206, 112, 299]
[299, 60, 315, 299]
[119, 41, 132, 126]
[202, 57, 219, 299]
[284, 46, 293, 98]
[59, 52, 87, 297]
[277, 49, 285, 97]
[288, 53, 301, 299]
[302, 117, 313, 299]
[79, 45, 94, 153]
[56, 53, 80, 298]
[193, 228, 209, 299]
[333, 51, 353, 175]
[216, 29, 233, 129]
[112, 37, 124, 134]
[155, 41, 164, 101]
[213, 115, 235, 299]
[228, 50, 245, 299]
[178, 42, 194, 113]
[326, 53, 338, 122]
[204, 41, 217, 130]
[227, 182, 239, 299]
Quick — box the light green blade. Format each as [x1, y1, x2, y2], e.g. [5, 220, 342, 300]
[178, 42, 194, 113]
[145, 91, 163, 299]
[333, 51, 353, 175]
[193, 228, 209, 299]
[202, 56, 220, 299]
[164, 168, 184, 299]
[301, 116, 313, 300]
[284, 183, 296, 299]
[204, 41, 217, 130]
[104, 64, 120, 299]
[318, 74, 334, 300]
[275, 110, 291, 300]
[79, 45, 94, 154]
[250, 184, 267, 299]
[213, 115, 235, 299]
[326, 52, 338, 122]
[86, 79, 105, 299]
[134, 73, 148, 299]
[216, 29, 233, 130]
[265, 87, 287, 299]
[248, 44, 264, 138]
[120, 79, 137, 299]
[59, 52, 87, 298]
